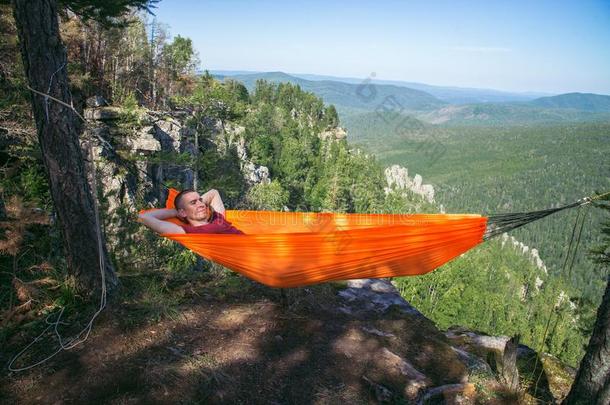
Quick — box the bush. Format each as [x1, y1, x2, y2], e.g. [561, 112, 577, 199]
[245, 180, 290, 211]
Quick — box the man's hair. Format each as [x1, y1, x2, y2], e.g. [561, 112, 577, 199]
[174, 189, 196, 210]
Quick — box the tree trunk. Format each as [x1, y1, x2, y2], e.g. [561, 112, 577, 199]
[0, 193, 6, 221]
[11, 0, 118, 294]
[193, 124, 198, 190]
[563, 277, 610, 405]
[493, 335, 520, 392]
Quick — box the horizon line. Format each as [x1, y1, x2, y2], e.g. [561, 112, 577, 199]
[203, 69, 610, 97]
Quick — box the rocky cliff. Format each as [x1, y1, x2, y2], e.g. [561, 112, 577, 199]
[385, 164, 435, 204]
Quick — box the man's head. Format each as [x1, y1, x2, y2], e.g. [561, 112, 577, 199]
[174, 189, 214, 224]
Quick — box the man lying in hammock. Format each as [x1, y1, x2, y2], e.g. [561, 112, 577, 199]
[138, 189, 244, 234]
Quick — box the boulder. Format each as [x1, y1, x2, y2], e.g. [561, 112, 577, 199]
[86, 95, 108, 108]
[319, 126, 348, 141]
[84, 106, 121, 121]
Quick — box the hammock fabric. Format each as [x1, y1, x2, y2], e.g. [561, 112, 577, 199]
[148, 189, 488, 288]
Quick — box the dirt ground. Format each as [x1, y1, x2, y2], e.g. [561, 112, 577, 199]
[0, 273, 529, 404]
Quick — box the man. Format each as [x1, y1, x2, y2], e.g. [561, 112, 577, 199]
[139, 189, 243, 234]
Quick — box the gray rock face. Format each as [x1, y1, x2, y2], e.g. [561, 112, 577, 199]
[319, 126, 347, 141]
[236, 136, 248, 161]
[126, 126, 161, 152]
[83, 108, 200, 234]
[235, 134, 271, 185]
[384, 164, 435, 203]
[84, 104, 275, 223]
[242, 161, 270, 184]
[84, 106, 121, 121]
[86, 95, 108, 108]
[338, 279, 424, 316]
[154, 119, 182, 152]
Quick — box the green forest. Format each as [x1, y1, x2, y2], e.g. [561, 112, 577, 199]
[342, 110, 610, 366]
[344, 112, 609, 296]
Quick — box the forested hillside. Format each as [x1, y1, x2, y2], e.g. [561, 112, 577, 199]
[342, 110, 609, 364]
[530, 92, 610, 112]
[344, 112, 609, 295]
[287, 72, 548, 104]
[214, 71, 447, 113]
[415, 103, 610, 125]
[216, 71, 610, 126]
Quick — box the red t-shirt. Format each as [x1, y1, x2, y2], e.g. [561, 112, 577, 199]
[181, 212, 244, 234]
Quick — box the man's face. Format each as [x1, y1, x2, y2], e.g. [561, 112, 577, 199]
[177, 191, 211, 222]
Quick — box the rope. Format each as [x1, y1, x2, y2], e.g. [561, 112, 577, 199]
[8, 140, 107, 372]
[528, 198, 594, 395]
[590, 190, 610, 202]
[562, 206, 582, 280]
[483, 191, 607, 240]
[9, 79, 180, 371]
[567, 206, 589, 281]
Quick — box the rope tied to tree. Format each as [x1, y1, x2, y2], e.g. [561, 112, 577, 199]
[483, 191, 608, 241]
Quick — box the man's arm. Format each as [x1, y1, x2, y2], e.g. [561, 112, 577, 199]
[138, 208, 186, 234]
[200, 189, 226, 215]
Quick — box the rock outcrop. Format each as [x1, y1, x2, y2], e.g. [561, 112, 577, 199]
[84, 107, 196, 210]
[236, 136, 270, 185]
[335, 279, 467, 402]
[335, 279, 574, 403]
[319, 126, 347, 142]
[384, 164, 435, 203]
[83, 101, 272, 215]
[501, 232, 548, 274]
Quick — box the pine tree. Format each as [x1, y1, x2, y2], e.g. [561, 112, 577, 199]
[9, 0, 155, 294]
[564, 198, 610, 404]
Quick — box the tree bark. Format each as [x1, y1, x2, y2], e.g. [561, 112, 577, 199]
[11, 0, 118, 294]
[501, 335, 520, 391]
[564, 277, 610, 405]
[0, 192, 6, 221]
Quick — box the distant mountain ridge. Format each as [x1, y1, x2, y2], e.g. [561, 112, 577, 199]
[211, 70, 553, 104]
[530, 92, 610, 112]
[211, 70, 610, 125]
[416, 103, 610, 126]
[214, 71, 447, 112]
[292, 73, 552, 104]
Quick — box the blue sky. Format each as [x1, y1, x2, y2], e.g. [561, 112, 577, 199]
[152, 0, 610, 94]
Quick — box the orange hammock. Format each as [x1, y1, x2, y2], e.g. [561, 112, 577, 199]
[147, 189, 488, 288]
